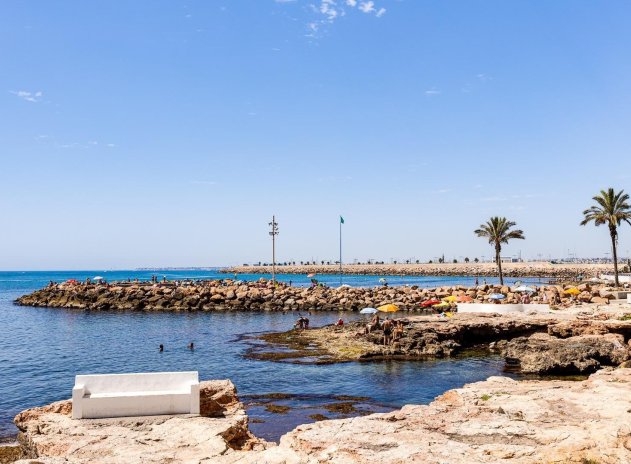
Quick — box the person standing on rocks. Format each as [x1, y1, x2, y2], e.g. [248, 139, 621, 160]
[382, 317, 393, 345]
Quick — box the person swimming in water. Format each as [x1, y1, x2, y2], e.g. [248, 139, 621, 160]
[159, 344, 164, 352]
[188, 342, 194, 350]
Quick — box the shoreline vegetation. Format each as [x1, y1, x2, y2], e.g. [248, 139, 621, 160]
[223, 262, 621, 279]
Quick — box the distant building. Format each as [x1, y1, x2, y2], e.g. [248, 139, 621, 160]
[499, 257, 522, 263]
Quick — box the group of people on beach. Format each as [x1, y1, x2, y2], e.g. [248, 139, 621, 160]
[364, 314, 405, 345]
[294, 315, 310, 330]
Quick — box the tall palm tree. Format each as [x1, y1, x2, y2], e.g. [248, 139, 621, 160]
[474, 217, 525, 285]
[580, 188, 631, 287]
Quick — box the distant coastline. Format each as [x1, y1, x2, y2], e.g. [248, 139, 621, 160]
[224, 262, 616, 279]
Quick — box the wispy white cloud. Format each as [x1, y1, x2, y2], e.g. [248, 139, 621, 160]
[55, 140, 116, 149]
[425, 89, 441, 96]
[293, 0, 386, 37]
[11, 90, 43, 103]
[358, 1, 375, 13]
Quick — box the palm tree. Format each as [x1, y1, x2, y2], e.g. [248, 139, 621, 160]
[580, 188, 631, 287]
[474, 217, 525, 285]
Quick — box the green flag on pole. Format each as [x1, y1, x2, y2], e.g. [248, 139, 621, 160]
[340, 216, 344, 224]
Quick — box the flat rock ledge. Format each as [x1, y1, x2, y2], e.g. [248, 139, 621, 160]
[250, 312, 631, 375]
[7, 370, 631, 463]
[248, 367, 631, 464]
[5, 380, 267, 464]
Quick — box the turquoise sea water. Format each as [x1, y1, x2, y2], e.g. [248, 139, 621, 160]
[0, 270, 532, 441]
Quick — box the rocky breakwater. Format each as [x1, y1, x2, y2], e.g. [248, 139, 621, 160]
[14, 279, 624, 312]
[226, 262, 616, 279]
[3, 380, 266, 464]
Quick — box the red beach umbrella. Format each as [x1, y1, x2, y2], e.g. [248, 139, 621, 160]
[456, 295, 473, 303]
[421, 299, 441, 308]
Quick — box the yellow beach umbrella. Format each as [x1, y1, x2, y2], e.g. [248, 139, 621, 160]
[443, 295, 457, 302]
[564, 287, 581, 295]
[434, 301, 450, 309]
[377, 304, 399, 313]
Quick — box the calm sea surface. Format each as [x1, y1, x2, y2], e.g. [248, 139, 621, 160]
[0, 270, 540, 441]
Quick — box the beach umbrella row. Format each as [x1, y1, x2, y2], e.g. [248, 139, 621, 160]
[360, 304, 400, 314]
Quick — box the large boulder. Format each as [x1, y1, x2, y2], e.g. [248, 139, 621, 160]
[503, 332, 631, 374]
[199, 380, 241, 417]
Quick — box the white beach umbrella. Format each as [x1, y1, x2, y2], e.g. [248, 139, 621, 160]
[360, 307, 378, 314]
[93, 276, 104, 281]
[514, 285, 535, 293]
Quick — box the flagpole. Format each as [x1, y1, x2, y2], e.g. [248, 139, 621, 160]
[339, 216, 342, 286]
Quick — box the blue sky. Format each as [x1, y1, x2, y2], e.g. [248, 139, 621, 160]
[1, 1, 631, 270]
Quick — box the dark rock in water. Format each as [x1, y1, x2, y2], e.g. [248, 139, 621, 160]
[502, 332, 631, 375]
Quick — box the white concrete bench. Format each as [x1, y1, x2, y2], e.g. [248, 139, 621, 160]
[72, 371, 200, 419]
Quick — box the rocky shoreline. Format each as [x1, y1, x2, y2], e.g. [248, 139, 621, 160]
[4, 369, 631, 463]
[14, 278, 626, 312]
[247, 309, 631, 375]
[225, 262, 619, 279]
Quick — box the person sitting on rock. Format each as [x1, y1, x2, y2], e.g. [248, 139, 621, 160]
[336, 317, 344, 327]
[365, 314, 380, 334]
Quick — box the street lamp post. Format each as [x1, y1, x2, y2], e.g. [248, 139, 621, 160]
[269, 216, 279, 283]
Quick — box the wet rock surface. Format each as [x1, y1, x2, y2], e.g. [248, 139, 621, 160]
[248, 312, 631, 376]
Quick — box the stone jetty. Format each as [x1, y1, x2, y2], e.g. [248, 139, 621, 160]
[5, 369, 631, 463]
[14, 279, 626, 312]
[225, 261, 620, 279]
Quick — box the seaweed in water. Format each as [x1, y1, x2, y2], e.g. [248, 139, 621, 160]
[264, 404, 291, 414]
